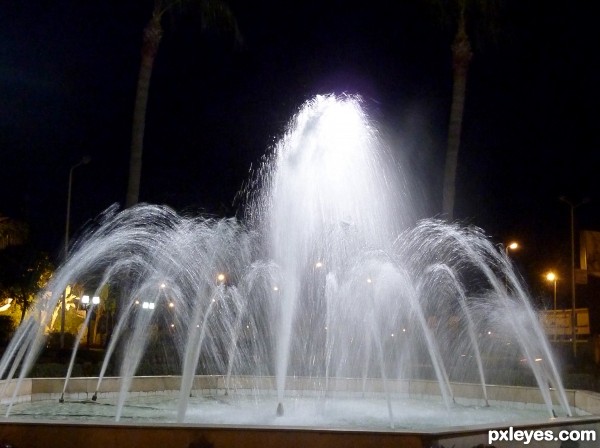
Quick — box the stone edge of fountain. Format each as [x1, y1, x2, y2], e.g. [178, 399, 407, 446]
[1, 414, 599, 448]
[2, 375, 600, 448]
[2, 375, 600, 414]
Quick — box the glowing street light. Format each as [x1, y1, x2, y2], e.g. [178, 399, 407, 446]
[80, 295, 100, 307]
[217, 273, 226, 284]
[505, 241, 519, 256]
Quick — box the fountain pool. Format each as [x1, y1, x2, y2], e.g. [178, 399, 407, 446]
[2, 393, 570, 428]
[2, 375, 600, 448]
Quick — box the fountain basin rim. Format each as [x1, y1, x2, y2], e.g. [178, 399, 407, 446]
[1, 415, 600, 448]
[1, 374, 596, 410]
[3, 414, 599, 434]
[2, 375, 600, 448]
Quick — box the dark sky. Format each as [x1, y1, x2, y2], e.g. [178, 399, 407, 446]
[1, 1, 599, 303]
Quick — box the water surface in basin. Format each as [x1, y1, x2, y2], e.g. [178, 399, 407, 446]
[3, 394, 569, 431]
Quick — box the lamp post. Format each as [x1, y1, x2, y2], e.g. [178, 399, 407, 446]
[504, 241, 519, 290]
[81, 295, 100, 348]
[61, 156, 91, 349]
[559, 196, 590, 358]
[546, 272, 557, 341]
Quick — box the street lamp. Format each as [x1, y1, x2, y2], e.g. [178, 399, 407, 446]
[504, 242, 519, 290]
[81, 294, 100, 348]
[546, 272, 558, 341]
[65, 156, 92, 256]
[559, 196, 590, 358]
[61, 156, 91, 349]
[505, 241, 519, 256]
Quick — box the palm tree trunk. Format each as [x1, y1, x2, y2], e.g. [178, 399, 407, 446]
[125, 12, 163, 208]
[442, 12, 472, 221]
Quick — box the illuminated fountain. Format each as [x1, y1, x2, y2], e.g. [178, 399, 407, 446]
[1, 95, 594, 447]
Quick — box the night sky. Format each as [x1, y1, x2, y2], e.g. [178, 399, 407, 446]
[1, 1, 599, 309]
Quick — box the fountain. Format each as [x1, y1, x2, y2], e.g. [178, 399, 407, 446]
[1, 95, 599, 447]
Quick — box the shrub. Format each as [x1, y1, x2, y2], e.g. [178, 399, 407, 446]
[0, 315, 15, 345]
[45, 331, 77, 349]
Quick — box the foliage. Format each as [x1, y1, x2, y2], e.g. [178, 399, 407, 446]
[45, 331, 77, 350]
[100, 283, 117, 317]
[0, 245, 54, 323]
[426, 0, 503, 47]
[0, 314, 15, 345]
[28, 362, 72, 378]
[157, 0, 242, 42]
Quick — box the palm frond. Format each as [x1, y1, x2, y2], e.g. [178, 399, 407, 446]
[156, 0, 243, 46]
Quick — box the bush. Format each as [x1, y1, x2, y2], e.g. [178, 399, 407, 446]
[45, 331, 77, 349]
[29, 362, 74, 378]
[0, 315, 15, 345]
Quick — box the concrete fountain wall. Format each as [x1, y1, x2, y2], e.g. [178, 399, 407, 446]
[4, 375, 600, 409]
[2, 376, 600, 448]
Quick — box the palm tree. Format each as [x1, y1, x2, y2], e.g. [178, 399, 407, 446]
[125, 0, 241, 208]
[438, 0, 499, 220]
[441, 2, 472, 221]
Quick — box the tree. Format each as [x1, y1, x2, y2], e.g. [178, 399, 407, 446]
[436, 0, 500, 220]
[0, 247, 53, 323]
[441, 2, 471, 221]
[125, 0, 242, 208]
